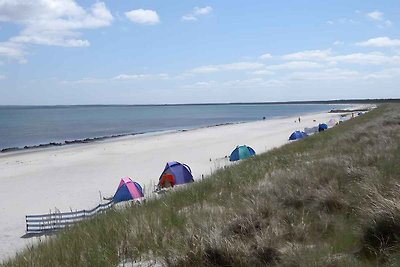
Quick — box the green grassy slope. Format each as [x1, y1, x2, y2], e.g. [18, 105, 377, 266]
[4, 104, 400, 267]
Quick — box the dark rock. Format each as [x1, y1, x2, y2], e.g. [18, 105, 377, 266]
[1, 147, 20, 153]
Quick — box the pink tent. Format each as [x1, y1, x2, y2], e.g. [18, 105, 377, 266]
[327, 118, 337, 126]
[113, 177, 144, 203]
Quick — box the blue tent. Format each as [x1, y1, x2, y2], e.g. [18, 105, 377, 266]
[318, 123, 328, 132]
[229, 145, 256, 161]
[158, 161, 194, 188]
[289, 131, 308, 140]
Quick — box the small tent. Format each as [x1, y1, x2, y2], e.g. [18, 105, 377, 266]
[158, 161, 194, 188]
[327, 119, 337, 127]
[113, 177, 144, 203]
[229, 145, 256, 161]
[289, 131, 308, 140]
[318, 123, 328, 132]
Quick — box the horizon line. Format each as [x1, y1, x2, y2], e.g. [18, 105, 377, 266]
[0, 98, 399, 107]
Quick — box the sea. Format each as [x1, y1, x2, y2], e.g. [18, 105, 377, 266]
[0, 104, 350, 151]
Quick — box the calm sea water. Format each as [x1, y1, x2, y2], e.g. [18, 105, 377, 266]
[0, 104, 349, 150]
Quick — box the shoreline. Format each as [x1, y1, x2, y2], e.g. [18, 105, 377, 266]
[0, 105, 359, 155]
[0, 122, 239, 154]
[0, 101, 375, 108]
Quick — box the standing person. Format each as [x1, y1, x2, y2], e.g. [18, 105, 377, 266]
[298, 117, 301, 123]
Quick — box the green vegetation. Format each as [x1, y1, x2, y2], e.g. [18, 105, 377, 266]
[4, 104, 400, 267]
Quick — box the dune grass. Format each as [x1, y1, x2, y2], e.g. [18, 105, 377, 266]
[4, 103, 400, 267]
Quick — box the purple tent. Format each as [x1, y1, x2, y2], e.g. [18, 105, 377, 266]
[289, 131, 308, 140]
[158, 161, 194, 188]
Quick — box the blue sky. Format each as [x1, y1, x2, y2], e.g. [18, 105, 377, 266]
[0, 0, 399, 104]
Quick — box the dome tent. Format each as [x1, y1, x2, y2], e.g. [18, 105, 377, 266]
[289, 131, 308, 140]
[318, 123, 328, 132]
[158, 161, 194, 188]
[229, 145, 256, 161]
[113, 177, 144, 203]
[327, 119, 337, 126]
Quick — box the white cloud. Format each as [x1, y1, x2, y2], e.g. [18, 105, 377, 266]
[181, 15, 197, 21]
[259, 53, 272, 60]
[187, 49, 400, 79]
[113, 73, 169, 80]
[356, 37, 400, 47]
[125, 9, 160, 25]
[181, 80, 217, 89]
[366, 11, 383, 21]
[61, 73, 170, 84]
[191, 66, 219, 74]
[339, 18, 356, 24]
[333, 40, 344, 46]
[2, 1, 113, 47]
[0, 74, 6, 80]
[193, 81, 215, 86]
[222, 78, 284, 89]
[251, 69, 274, 75]
[11, 35, 90, 47]
[283, 49, 331, 61]
[191, 62, 264, 73]
[0, 0, 113, 62]
[328, 52, 400, 65]
[385, 20, 393, 27]
[0, 0, 83, 22]
[182, 6, 212, 22]
[193, 6, 213, 15]
[215, 62, 264, 70]
[60, 77, 106, 85]
[183, 63, 400, 93]
[365, 11, 392, 27]
[266, 61, 323, 70]
[281, 48, 400, 66]
[288, 68, 361, 81]
[327, 18, 358, 25]
[183, 78, 284, 90]
[0, 42, 25, 62]
[363, 68, 400, 80]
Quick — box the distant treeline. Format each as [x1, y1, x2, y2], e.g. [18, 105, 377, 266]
[226, 98, 400, 105]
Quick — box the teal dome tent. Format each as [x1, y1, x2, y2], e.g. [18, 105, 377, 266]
[229, 145, 256, 161]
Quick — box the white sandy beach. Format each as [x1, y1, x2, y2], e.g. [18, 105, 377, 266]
[0, 108, 360, 262]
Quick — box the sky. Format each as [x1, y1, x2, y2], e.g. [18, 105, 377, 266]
[0, 0, 399, 105]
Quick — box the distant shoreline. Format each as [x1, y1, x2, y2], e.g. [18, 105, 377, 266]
[0, 122, 239, 154]
[0, 98, 398, 108]
[0, 103, 368, 154]
[328, 108, 371, 113]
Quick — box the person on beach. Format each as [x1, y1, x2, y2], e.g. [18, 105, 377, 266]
[298, 117, 301, 123]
